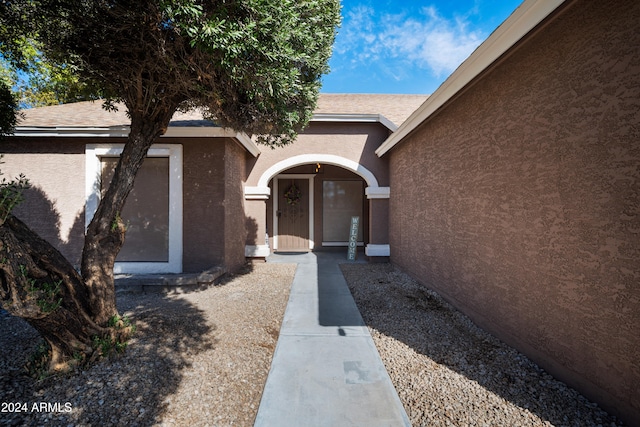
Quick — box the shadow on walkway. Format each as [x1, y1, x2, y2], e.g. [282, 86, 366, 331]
[256, 251, 411, 426]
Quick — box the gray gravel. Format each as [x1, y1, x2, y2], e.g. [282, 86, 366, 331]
[0, 262, 295, 427]
[1, 260, 626, 426]
[340, 262, 624, 427]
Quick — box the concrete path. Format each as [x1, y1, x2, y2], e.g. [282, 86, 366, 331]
[254, 251, 411, 427]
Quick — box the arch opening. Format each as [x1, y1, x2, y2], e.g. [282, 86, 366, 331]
[257, 154, 379, 189]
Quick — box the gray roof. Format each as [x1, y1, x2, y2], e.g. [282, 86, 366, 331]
[314, 94, 428, 127]
[17, 94, 428, 130]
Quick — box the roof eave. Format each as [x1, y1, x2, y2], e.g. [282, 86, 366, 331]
[376, 0, 566, 157]
[312, 113, 398, 131]
[13, 126, 261, 157]
[14, 126, 131, 138]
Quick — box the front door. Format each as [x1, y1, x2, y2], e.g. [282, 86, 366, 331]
[277, 178, 310, 251]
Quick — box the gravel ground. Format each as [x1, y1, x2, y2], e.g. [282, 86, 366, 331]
[0, 262, 295, 427]
[1, 260, 626, 427]
[340, 263, 624, 427]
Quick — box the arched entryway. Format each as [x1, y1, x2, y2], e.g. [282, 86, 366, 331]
[244, 154, 390, 259]
[269, 165, 369, 252]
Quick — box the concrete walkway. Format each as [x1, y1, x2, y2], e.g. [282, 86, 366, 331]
[254, 251, 411, 427]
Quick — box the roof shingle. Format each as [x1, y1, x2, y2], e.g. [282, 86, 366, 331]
[17, 94, 428, 129]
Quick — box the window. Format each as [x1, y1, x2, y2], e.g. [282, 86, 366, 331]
[101, 157, 169, 262]
[86, 144, 183, 273]
[322, 180, 363, 243]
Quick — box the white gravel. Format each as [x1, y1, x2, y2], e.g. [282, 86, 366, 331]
[340, 262, 624, 427]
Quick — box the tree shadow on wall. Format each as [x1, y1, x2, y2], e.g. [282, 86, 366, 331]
[0, 293, 215, 425]
[339, 263, 624, 427]
[246, 216, 258, 248]
[11, 184, 85, 267]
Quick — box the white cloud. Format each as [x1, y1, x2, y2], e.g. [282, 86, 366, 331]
[334, 4, 485, 79]
[334, 6, 376, 55]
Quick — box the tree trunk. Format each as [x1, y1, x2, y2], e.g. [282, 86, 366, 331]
[0, 215, 114, 372]
[81, 109, 175, 325]
[1, 102, 178, 373]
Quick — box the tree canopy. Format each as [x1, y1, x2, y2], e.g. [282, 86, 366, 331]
[0, 0, 340, 374]
[0, 38, 100, 108]
[1, 2, 103, 111]
[4, 0, 340, 144]
[0, 80, 18, 136]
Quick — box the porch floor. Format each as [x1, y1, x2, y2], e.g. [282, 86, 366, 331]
[254, 251, 410, 426]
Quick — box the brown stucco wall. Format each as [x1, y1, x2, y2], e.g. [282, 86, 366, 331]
[388, 0, 640, 423]
[2, 136, 249, 274]
[369, 198, 389, 245]
[182, 137, 247, 273]
[246, 121, 391, 187]
[246, 121, 391, 255]
[223, 139, 249, 271]
[1, 138, 90, 266]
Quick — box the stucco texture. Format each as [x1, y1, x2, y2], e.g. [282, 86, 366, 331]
[181, 138, 248, 273]
[388, 0, 639, 423]
[1, 139, 88, 266]
[246, 121, 391, 187]
[2, 137, 248, 274]
[245, 120, 392, 255]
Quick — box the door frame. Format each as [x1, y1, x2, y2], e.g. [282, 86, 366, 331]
[273, 174, 315, 251]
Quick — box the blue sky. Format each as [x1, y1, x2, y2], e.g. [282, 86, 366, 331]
[321, 0, 523, 94]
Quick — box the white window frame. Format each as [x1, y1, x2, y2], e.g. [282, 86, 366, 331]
[85, 144, 183, 274]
